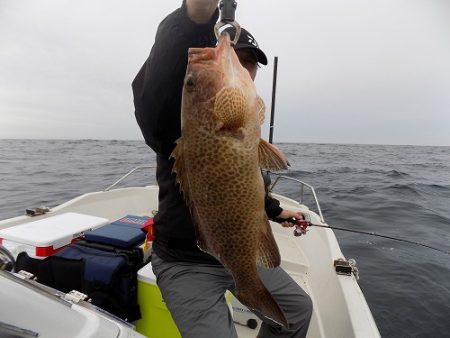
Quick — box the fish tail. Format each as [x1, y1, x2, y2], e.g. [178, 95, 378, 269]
[235, 277, 288, 327]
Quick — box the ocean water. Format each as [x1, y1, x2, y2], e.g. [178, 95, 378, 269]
[1, 139, 449, 338]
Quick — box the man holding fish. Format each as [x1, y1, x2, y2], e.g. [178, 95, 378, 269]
[132, 0, 312, 337]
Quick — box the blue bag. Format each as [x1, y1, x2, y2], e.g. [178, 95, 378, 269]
[47, 244, 141, 321]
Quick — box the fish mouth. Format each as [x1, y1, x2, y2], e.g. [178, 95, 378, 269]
[188, 32, 233, 64]
[216, 31, 233, 53]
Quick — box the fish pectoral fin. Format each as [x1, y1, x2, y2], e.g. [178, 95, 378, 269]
[258, 139, 290, 171]
[214, 87, 247, 130]
[170, 138, 189, 201]
[257, 95, 266, 125]
[257, 223, 281, 268]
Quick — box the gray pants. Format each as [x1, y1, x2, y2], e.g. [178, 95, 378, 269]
[151, 253, 312, 338]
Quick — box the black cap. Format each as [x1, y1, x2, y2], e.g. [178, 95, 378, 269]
[223, 27, 268, 65]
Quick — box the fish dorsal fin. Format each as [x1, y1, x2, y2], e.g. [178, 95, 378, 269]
[258, 139, 289, 171]
[214, 87, 247, 130]
[171, 138, 212, 255]
[257, 96, 266, 125]
[257, 220, 281, 268]
[170, 138, 190, 202]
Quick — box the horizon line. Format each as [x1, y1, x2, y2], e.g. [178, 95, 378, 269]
[0, 138, 448, 148]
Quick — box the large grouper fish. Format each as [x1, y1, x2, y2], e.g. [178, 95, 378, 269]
[171, 32, 289, 326]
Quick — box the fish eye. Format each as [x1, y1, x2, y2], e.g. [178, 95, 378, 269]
[185, 75, 196, 88]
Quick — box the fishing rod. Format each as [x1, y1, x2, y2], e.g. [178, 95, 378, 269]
[269, 56, 278, 144]
[279, 218, 450, 255]
[261, 33, 446, 255]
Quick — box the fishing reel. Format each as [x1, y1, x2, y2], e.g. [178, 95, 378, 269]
[293, 219, 310, 237]
[274, 217, 310, 237]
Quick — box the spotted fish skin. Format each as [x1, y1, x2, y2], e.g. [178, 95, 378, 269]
[171, 32, 289, 326]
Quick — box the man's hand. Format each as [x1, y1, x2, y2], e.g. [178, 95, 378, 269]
[274, 209, 304, 228]
[186, 0, 220, 24]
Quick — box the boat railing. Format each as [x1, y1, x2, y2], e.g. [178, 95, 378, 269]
[267, 172, 325, 223]
[103, 166, 156, 191]
[104, 167, 325, 223]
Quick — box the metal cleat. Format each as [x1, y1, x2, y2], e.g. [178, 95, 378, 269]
[63, 290, 90, 304]
[26, 206, 50, 216]
[334, 258, 360, 280]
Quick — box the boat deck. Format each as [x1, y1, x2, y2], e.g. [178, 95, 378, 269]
[0, 182, 380, 338]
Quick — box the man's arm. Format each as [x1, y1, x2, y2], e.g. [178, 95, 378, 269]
[266, 195, 303, 227]
[185, 0, 219, 23]
[132, 2, 219, 155]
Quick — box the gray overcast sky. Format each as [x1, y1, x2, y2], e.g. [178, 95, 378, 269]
[0, 0, 449, 146]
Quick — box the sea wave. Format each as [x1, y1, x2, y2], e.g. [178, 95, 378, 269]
[1, 140, 449, 338]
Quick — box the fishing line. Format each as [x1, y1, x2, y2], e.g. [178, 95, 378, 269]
[307, 223, 450, 255]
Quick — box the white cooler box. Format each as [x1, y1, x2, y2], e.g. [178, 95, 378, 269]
[0, 212, 109, 259]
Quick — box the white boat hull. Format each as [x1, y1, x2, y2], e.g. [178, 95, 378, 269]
[0, 184, 380, 338]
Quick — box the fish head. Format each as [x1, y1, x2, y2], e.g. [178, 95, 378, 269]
[182, 32, 263, 133]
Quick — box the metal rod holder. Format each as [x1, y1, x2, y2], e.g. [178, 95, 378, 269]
[219, 0, 237, 22]
[214, 0, 241, 45]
